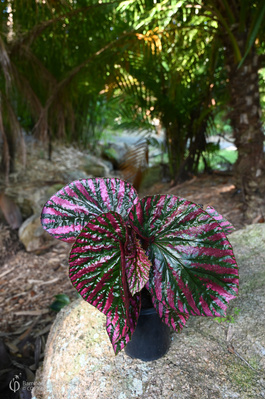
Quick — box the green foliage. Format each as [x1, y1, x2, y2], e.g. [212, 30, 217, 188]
[0, 0, 264, 184]
[0, 0, 123, 177]
[49, 294, 71, 312]
[198, 148, 238, 173]
[41, 177, 239, 354]
[107, 0, 264, 181]
[214, 307, 240, 324]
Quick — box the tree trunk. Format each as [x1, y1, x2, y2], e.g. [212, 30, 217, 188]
[224, 42, 265, 219]
[0, 126, 15, 175]
[165, 121, 187, 181]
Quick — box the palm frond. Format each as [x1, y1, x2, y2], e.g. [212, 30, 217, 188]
[10, 1, 119, 53]
[120, 139, 149, 190]
[12, 64, 43, 119]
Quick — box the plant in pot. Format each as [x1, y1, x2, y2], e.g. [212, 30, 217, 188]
[41, 177, 238, 361]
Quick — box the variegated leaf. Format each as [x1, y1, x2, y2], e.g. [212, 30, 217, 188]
[125, 229, 152, 296]
[106, 292, 140, 354]
[69, 211, 140, 354]
[205, 205, 235, 235]
[129, 195, 239, 331]
[41, 178, 139, 242]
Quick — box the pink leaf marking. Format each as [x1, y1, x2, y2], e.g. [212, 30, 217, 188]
[125, 230, 152, 296]
[205, 206, 235, 235]
[41, 178, 139, 242]
[69, 211, 140, 354]
[129, 195, 239, 330]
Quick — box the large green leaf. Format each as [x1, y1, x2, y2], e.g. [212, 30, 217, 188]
[129, 195, 239, 331]
[69, 211, 140, 354]
[41, 178, 139, 243]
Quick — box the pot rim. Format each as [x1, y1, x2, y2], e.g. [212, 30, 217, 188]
[140, 307, 157, 316]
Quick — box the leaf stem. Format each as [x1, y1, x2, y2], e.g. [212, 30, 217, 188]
[119, 241, 130, 322]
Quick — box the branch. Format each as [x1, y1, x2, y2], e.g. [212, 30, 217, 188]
[34, 30, 137, 136]
[9, 0, 121, 54]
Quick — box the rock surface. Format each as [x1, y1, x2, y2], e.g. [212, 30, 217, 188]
[81, 154, 112, 177]
[3, 144, 116, 221]
[18, 214, 58, 252]
[101, 142, 128, 169]
[33, 224, 265, 399]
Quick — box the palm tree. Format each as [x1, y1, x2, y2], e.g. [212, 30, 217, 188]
[1, 0, 264, 222]
[205, 0, 265, 216]
[105, 14, 222, 181]
[115, 0, 265, 215]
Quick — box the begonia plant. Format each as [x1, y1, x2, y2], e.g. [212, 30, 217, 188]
[41, 177, 238, 355]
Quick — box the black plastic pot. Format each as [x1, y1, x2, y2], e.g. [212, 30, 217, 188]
[125, 288, 170, 361]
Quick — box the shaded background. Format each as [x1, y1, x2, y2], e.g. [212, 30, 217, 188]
[0, 1, 264, 398]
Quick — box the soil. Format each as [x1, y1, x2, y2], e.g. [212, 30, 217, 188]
[0, 143, 263, 398]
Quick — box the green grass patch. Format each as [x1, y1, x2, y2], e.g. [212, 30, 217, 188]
[199, 149, 238, 172]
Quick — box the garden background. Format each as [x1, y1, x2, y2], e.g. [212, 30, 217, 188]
[0, 1, 264, 398]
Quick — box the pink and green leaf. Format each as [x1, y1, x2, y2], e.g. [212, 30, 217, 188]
[129, 195, 239, 331]
[68, 211, 140, 354]
[106, 292, 140, 354]
[41, 178, 139, 243]
[205, 205, 235, 235]
[125, 229, 152, 296]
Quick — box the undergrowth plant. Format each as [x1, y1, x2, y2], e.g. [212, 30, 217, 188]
[214, 307, 240, 323]
[41, 177, 239, 354]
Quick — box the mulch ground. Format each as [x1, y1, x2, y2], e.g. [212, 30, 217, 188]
[0, 170, 262, 398]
